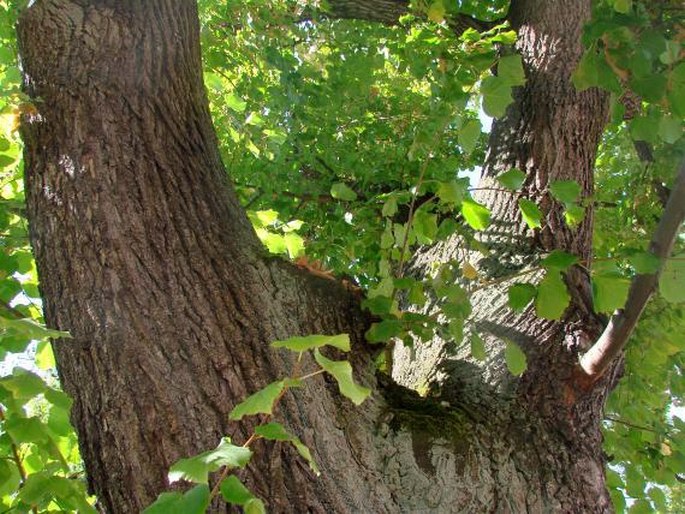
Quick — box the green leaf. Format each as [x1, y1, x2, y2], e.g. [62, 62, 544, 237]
[261, 232, 287, 254]
[613, 0, 632, 13]
[658, 116, 682, 144]
[18, 473, 96, 513]
[458, 119, 481, 155]
[330, 183, 358, 201]
[470, 333, 487, 361]
[535, 271, 570, 320]
[284, 233, 304, 258]
[518, 198, 542, 229]
[564, 205, 586, 226]
[437, 180, 463, 205]
[365, 319, 403, 343]
[314, 350, 371, 405]
[630, 116, 660, 144]
[426, 0, 446, 23]
[225, 93, 247, 113]
[382, 197, 398, 217]
[0, 317, 70, 340]
[549, 180, 581, 204]
[48, 403, 73, 436]
[255, 422, 319, 475]
[592, 274, 630, 313]
[497, 55, 526, 86]
[660, 254, 685, 303]
[504, 340, 527, 376]
[0, 368, 47, 401]
[363, 295, 393, 315]
[507, 283, 537, 311]
[413, 209, 438, 244]
[229, 381, 285, 420]
[660, 40, 681, 65]
[255, 209, 279, 227]
[628, 251, 661, 274]
[245, 498, 267, 514]
[461, 198, 490, 230]
[630, 74, 667, 103]
[143, 485, 210, 514]
[35, 341, 56, 369]
[572, 48, 621, 93]
[168, 438, 252, 484]
[271, 333, 350, 352]
[481, 75, 514, 118]
[497, 168, 526, 190]
[540, 250, 579, 271]
[220, 475, 257, 506]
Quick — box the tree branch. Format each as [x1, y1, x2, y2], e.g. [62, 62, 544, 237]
[324, 0, 500, 33]
[580, 158, 685, 380]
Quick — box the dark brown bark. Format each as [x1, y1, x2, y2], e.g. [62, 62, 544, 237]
[17, 0, 622, 513]
[17, 1, 374, 511]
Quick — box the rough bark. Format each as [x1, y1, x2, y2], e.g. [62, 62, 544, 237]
[17, 0, 620, 513]
[394, 0, 616, 509]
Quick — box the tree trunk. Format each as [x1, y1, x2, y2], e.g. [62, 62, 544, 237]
[17, 0, 616, 512]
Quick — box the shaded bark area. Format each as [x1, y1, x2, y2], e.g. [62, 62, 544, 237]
[17, 0, 620, 513]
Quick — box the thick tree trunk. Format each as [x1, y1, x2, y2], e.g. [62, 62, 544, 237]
[17, 0, 616, 513]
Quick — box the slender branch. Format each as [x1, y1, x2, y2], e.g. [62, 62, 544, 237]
[604, 415, 663, 435]
[580, 158, 685, 380]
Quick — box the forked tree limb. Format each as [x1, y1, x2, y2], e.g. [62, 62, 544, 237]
[580, 158, 685, 379]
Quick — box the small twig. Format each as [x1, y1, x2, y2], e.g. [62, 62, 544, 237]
[467, 186, 514, 194]
[604, 415, 663, 434]
[468, 267, 540, 294]
[297, 369, 326, 381]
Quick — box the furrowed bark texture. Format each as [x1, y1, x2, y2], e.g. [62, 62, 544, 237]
[18, 0, 619, 513]
[17, 1, 379, 512]
[393, 0, 616, 510]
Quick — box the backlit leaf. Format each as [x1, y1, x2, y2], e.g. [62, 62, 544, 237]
[461, 198, 490, 230]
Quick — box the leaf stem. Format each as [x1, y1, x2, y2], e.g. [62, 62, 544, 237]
[297, 369, 326, 381]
